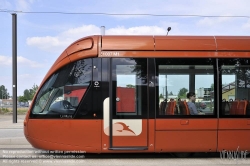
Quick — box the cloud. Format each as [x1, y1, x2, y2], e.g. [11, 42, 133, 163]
[26, 24, 101, 53]
[196, 16, 232, 27]
[17, 73, 43, 94]
[60, 24, 100, 38]
[0, 0, 12, 10]
[26, 24, 167, 53]
[18, 56, 44, 68]
[15, 0, 35, 11]
[1, 0, 34, 12]
[106, 26, 166, 35]
[242, 19, 250, 30]
[0, 55, 43, 68]
[91, 0, 250, 20]
[0, 55, 12, 65]
[0, 71, 44, 96]
[26, 36, 67, 53]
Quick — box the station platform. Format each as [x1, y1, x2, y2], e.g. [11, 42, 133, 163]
[0, 115, 32, 148]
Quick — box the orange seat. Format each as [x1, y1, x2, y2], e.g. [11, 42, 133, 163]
[246, 101, 250, 115]
[183, 100, 190, 115]
[159, 101, 167, 115]
[178, 101, 190, 115]
[165, 101, 176, 115]
[236, 101, 247, 115]
[229, 101, 239, 115]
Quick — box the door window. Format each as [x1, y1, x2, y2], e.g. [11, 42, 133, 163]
[112, 58, 147, 118]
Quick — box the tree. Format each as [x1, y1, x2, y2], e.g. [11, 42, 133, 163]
[0, 85, 9, 99]
[18, 84, 39, 102]
[23, 89, 31, 101]
[178, 88, 188, 99]
[168, 91, 173, 95]
[18, 96, 27, 102]
[210, 83, 214, 91]
[159, 93, 164, 98]
[126, 84, 135, 88]
[31, 84, 38, 97]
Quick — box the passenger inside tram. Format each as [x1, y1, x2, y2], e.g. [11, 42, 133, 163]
[157, 58, 215, 116]
[186, 92, 202, 115]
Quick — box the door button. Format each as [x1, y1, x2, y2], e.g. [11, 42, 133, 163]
[116, 97, 120, 102]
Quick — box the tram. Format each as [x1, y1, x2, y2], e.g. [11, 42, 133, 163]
[24, 35, 250, 156]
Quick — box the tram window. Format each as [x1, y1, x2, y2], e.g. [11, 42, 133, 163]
[220, 59, 250, 116]
[116, 74, 137, 113]
[31, 59, 92, 117]
[112, 58, 147, 118]
[156, 58, 215, 116]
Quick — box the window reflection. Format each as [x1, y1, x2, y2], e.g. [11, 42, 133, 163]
[221, 59, 250, 115]
[113, 58, 147, 117]
[156, 58, 215, 116]
[32, 59, 92, 116]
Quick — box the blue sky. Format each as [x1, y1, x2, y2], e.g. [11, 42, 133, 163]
[0, 0, 250, 96]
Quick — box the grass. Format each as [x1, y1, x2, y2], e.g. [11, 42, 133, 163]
[0, 107, 29, 115]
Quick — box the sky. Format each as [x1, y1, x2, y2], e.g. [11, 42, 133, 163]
[0, 0, 250, 96]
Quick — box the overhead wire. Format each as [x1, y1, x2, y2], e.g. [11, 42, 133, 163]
[0, 9, 250, 18]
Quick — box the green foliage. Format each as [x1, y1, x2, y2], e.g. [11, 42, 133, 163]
[126, 84, 135, 88]
[159, 93, 164, 98]
[0, 107, 9, 114]
[178, 87, 188, 99]
[168, 91, 173, 95]
[31, 84, 38, 97]
[0, 107, 29, 114]
[18, 96, 27, 102]
[210, 83, 214, 91]
[18, 83, 39, 102]
[0, 85, 9, 99]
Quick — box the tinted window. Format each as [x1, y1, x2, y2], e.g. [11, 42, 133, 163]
[220, 58, 250, 116]
[112, 58, 148, 118]
[31, 59, 92, 117]
[156, 58, 216, 117]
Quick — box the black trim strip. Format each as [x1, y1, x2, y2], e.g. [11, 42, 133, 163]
[216, 58, 220, 118]
[148, 58, 156, 119]
[109, 58, 113, 148]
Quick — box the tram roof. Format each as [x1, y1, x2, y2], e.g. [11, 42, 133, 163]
[40, 35, 250, 91]
[100, 35, 250, 51]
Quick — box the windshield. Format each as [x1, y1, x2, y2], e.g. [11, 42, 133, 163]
[31, 59, 92, 115]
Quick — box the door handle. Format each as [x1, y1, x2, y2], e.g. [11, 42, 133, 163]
[149, 81, 154, 87]
[116, 97, 120, 102]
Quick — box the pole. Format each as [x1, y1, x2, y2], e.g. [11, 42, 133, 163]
[12, 13, 17, 123]
[100, 26, 105, 36]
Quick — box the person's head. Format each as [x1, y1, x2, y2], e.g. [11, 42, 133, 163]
[187, 92, 196, 102]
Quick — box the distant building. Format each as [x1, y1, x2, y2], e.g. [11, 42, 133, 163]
[196, 88, 204, 98]
[167, 95, 178, 100]
[222, 82, 235, 101]
[0, 99, 13, 106]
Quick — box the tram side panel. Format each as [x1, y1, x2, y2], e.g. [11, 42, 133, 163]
[155, 119, 218, 152]
[218, 119, 250, 151]
[27, 119, 102, 152]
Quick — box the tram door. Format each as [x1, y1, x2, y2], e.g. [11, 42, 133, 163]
[104, 58, 148, 150]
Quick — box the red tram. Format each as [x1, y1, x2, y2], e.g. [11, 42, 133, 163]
[24, 35, 250, 156]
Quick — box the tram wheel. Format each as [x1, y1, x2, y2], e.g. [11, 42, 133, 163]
[174, 152, 193, 158]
